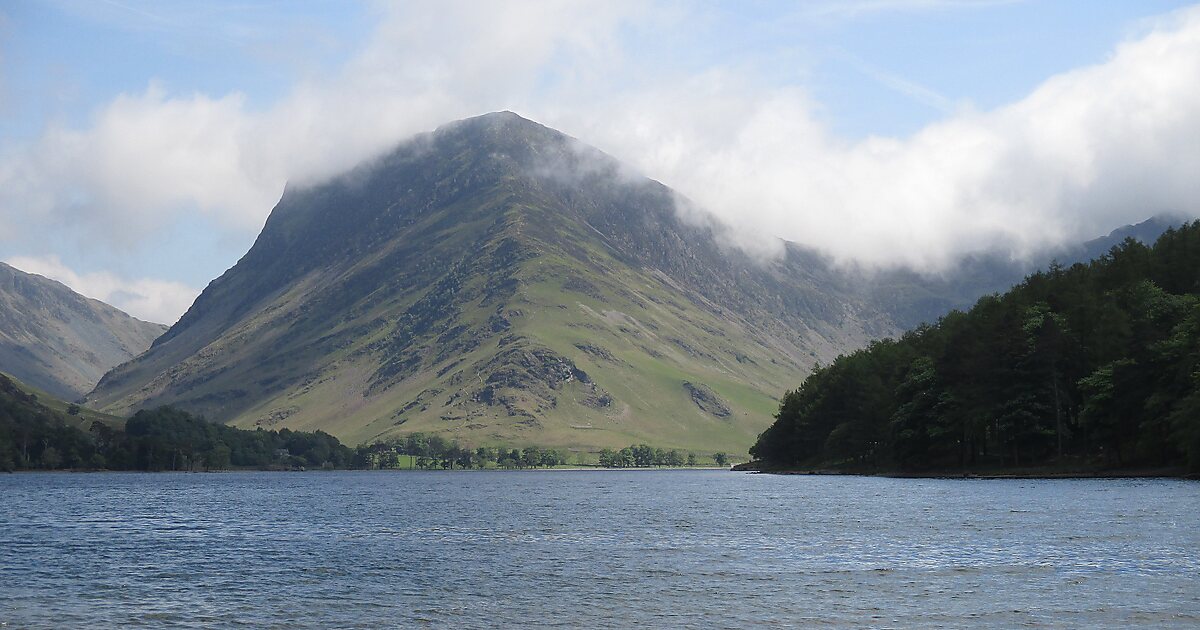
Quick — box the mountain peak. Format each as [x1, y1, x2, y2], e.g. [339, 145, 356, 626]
[419, 111, 623, 181]
[460, 109, 528, 124]
[440, 110, 542, 131]
[433, 110, 566, 146]
[89, 111, 894, 451]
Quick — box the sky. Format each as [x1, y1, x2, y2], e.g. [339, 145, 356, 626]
[2, 0, 1199, 324]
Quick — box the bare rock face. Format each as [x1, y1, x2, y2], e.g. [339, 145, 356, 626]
[0, 263, 166, 400]
[682, 381, 732, 418]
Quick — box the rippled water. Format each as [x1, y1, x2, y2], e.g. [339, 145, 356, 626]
[1, 471, 1197, 628]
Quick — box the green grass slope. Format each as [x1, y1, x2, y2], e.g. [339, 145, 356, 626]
[3, 371, 123, 431]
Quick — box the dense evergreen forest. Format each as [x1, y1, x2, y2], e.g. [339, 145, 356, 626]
[752, 221, 1200, 474]
[0, 380, 353, 471]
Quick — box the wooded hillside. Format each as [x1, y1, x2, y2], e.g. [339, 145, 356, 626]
[752, 222, 1200, 474]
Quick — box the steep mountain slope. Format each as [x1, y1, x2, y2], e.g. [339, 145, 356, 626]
[88, 112, 899, 451]
[0, 263, 166, 400]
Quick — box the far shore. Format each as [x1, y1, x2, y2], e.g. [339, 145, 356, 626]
[3, 465, 736, 474]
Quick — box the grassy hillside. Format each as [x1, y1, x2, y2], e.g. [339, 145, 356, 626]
[225, 217, 797, 452]
[3, 371, 123, 431]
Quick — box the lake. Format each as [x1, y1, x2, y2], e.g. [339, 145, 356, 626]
[1, 471, 1197, 628]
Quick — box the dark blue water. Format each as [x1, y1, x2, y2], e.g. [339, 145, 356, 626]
[1, 471, 1197, 628]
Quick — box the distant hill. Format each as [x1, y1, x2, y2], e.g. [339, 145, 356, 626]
[88, 112, 905, 452]
[863, 215, 1181, 330]
[0, 263, 166, 400]
[1068, 215, 1182, 265]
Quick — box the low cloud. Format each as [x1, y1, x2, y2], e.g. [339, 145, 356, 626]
[5, 255, 199, 325]
[0, 1, 645, 244]
[559, 6, 1200, 268]
[2, 1, 1200, 276]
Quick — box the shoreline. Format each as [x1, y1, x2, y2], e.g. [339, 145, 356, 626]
[734, 463, 1197, 480]
[2, 465, 734, 474]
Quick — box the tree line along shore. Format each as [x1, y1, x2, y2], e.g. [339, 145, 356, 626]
[0, 381, 730, 472]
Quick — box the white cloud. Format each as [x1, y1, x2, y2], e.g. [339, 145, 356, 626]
[4, 255, 199, 325]
[14, 85, 271, 240]
[550, 4, 1200, 268]
[0, 0, 648, 244]
[2, 1, 1200, 276]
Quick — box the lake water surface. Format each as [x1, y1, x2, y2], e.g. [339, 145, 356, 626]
[1, 470, 1197, 628]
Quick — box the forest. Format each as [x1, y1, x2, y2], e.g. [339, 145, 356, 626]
[0, 385, 586, 471]
[752, 221, 1200, 474]
[0, 386, 353, 471]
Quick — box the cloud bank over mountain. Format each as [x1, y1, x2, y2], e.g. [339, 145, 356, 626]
[583, 6, 1200, 267]
[2, 1, 1200, 318]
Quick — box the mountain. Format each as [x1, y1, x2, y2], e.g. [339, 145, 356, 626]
[1068, 214, 1182, 265]
[863, 215, 1181, 330]
[87, 112, 902, 452]
[0, 263, 166, 401]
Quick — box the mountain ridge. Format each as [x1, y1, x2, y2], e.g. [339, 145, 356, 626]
[0, 262, 166, 400]
[862, 214, 1183, 329]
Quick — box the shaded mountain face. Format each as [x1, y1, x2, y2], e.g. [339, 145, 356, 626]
[0, 263, 166, 400]
[88, 112, 900, 451]
[863, 215, 1180, 330]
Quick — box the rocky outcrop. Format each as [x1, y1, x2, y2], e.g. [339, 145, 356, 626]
[682, 381, 732, 418]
